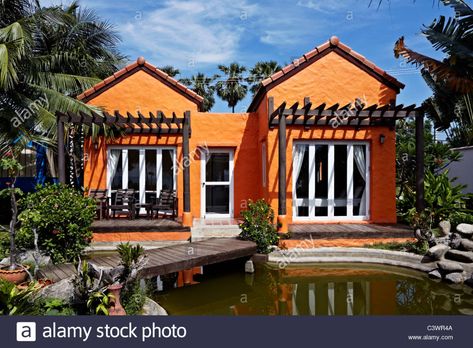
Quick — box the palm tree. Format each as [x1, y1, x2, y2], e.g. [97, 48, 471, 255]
[247, 61, 281, 95]
[215, 63, 247, 113]
[180, 73, 217, 112]
[159, 65, 180, 78]
[0, 0, 124, 157]
[394, 0, 473, 146]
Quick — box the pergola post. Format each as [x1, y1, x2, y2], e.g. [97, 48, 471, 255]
[182, 111, 192, 227]
[277, 108, 288, 233]
[415, 111, 425, 212]
[57, 117, 66, 184]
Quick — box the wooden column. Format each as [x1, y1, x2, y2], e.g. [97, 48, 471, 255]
[182, 111, 192, 227]
[415, 111, 425, 212]
[57, 117, 66, 184]
[278, 108, 288, 232]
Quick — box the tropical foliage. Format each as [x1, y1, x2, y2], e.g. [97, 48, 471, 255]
[239, 199, 279, 254]
[247, 61, 281, 95]
[394, 0, 473, 146]
[216, 63, 248, 113]
[180, 73, 217, 112]
[0, 0, 124, 157]
[18, 184, 96, 264]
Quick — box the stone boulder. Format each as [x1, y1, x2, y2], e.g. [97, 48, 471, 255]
[427, 244, 450, 260]
[37, 277, 75, 303]
[141, 297, 167, 315]
[88, 262, 124, 285]
[445, 249, 473, 263]
[449, 233, 463, 249]
[428, 269, 442, 280]
[456, 223, 473, 238]
[444, 272, 464, 284]
[460, 239, 473, 252]
[437, 260, 464, 274]
[438, 220, 451, 236]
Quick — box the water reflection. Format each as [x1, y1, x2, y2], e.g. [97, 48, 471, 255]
[152, 263, 473, 316]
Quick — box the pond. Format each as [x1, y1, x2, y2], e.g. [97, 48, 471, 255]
[151, 261, 473, 315]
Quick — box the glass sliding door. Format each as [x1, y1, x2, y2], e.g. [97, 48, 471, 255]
[107, 147, 176, 215]
[293, 142, 369, 220]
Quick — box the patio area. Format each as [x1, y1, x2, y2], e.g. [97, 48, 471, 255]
[91, 218, 189, 233]
[288, 223, 413, 239]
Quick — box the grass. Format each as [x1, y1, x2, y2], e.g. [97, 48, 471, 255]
[363, 240, 429, 255]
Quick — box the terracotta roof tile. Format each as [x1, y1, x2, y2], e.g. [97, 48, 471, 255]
[282, 64, 295, 74]
[76, 57, 204, 104]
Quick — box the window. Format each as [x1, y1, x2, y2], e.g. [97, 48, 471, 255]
[293, 142, 369, 220]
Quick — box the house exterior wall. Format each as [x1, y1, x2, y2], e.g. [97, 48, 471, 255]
[446, 146, 473, 194]
[83, 49, 399, 225]
[263, 51, 398, 224]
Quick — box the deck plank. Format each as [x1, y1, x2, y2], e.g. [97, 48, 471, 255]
[38, 238, 256, 281]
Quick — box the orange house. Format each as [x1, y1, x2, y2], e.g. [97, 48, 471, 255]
[57, 36, 421, 233]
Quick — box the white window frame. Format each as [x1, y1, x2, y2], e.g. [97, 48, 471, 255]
[200, 148, 234, 219]
[292, 141, 370, 222]
[107, 146, 177, 214]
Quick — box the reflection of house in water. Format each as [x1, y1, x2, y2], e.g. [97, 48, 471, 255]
[155, 263, 473, 316]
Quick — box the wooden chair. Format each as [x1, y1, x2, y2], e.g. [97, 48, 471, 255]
[109, 189, 136, 219]
[88, 189, 109, 220]
[151, 190, 177, 220]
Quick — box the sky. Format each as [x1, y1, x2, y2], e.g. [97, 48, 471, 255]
[43, 0, 466, 112]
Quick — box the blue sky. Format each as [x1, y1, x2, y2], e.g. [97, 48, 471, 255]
[44, 0, 466, 112]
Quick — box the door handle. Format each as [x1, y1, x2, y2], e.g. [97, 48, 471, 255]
[202, 182, 205, 187]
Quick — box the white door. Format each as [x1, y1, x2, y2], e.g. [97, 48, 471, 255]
[201, 149, 234, 218]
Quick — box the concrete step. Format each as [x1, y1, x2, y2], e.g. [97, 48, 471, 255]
[191, 219, 241, 241]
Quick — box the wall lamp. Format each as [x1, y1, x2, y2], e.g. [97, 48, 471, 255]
[379, 134, 386, 145]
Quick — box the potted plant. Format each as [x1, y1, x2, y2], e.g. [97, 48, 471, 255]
[0, 155, 30, 284]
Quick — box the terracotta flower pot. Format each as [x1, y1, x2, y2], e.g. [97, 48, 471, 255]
[0, 265, 29, 284]
[107, 284, 126, 316]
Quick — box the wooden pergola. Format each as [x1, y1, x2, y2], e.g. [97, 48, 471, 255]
[268, 96, 426, 222]
[55, 109, 192, 217]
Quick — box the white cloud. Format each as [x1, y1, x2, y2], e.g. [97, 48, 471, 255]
[121, 0, 259, 68]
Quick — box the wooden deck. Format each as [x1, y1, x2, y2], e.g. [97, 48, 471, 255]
[91, 218, 190, 233]
[38, 238, 256, 282]
[288, 223, 412, 239]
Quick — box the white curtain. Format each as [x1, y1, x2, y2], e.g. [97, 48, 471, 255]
[354, 146, 367, 216]
[293, 145, 306, 199]
[108, 149, 121, 188]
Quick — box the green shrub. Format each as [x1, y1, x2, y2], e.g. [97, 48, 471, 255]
[449, 211, 473, 229]
[239, 199, 279, 254]
[18, 184, 96, 264]
[39, 298, 75, 316]
[122, 282, 146, 315]
[0, 279, 38, 315]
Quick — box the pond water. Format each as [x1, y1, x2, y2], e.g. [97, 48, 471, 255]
[151, 261, 473, 316]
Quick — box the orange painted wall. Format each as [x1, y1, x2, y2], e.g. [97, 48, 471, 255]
[83, 49, 399, 224]
[263, 51, 398, 223]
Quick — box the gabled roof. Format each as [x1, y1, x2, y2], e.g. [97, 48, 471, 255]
[247, 36, 405, 112]
[77, 57, 204, 107]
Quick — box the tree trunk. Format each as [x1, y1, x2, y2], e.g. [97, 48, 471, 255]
[9, 185, 17, 270]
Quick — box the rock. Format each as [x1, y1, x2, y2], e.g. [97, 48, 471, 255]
[428, 269, 442, 280]
[449, 233, 463, 249]
[437, 260, 464, 274]
[245, 260, 255, 273]
[37, 278, 75, 303]
[460, 239, 473, 252]
[1, 250, 51, 267]
[458, 308, 473, 315]
[457, 223, 473, 237]
[141, 297, 167, 315]
[444, 272, 464, 284]
[465, 277, 473, 288]
[427, 244, 450, 260]
[445, 249, 473, 263]
[439, 220, 451, 236]
[435, 236, 451, 246]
